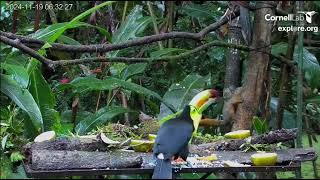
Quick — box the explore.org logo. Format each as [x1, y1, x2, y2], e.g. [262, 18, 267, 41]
[265, 11, 318, 32]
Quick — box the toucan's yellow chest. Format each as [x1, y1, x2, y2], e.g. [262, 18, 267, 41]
[190, 106, 202, 134]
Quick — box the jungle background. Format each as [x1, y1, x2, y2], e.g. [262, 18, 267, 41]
[0, 1, 319, 179]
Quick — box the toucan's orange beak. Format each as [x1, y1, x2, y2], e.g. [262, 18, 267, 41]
[189, 89, 219, 109]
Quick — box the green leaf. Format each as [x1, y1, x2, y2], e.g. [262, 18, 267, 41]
[1, 134, 9, 150]
[293, 47, 320, 73]
[294, 47, 320, 89]
[0, 74, 43, 131]
[150, 48, 187, 58]
[306, 95, 320, 104]
[272, 43, 320, 88]
[181, 4, 216, 20]
[61, 110, 93, 124]
[110, 5, 152, 57]
[75, 106, 133, 135]
[110, 63, 128, 76]
[1, 63, 29, 88]
[252, 116, 268, 135]
[31, 23, 68, 41]
[28, 65, 58, 131]
[48, 1, 115, 42]
[58, 35, 81, 45]
[10, 152, 24, 163]
[271, 42, 287, 56]
[158, 74, 210, 119]
[59, 76, 176, 113]
[31, 22, 111, 42]
[71, 1, 115, 24]
[120, 63, 147, 80]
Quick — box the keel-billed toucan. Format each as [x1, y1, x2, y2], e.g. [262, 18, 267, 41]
[152, 89, 219, 179]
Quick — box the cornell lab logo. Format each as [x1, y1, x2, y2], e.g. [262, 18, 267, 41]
[297, 11, 317, 23]
[265, 11, 317, 23]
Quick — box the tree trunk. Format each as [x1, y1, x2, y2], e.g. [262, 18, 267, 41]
[232, 2, 274, 131]
[12, 10, 18, 33]
[259, 60, 272, 123]
[276, 32, 296, 129]
[222, 24, 242, 133]
[34, 1, 41, 31]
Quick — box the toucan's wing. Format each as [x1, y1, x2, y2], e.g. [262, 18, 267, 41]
[153, 118, 193, 160]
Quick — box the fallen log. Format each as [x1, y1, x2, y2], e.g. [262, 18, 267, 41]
[192, 128, 298, 151]
[24, 128, 298, 153]
[30, 150, 144, 170]
[24, 137, 108, 152]
[27, 148, 316, 171]
[23, 128, 315, 171]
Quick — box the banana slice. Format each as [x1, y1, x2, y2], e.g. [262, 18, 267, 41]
[130, 139, 154, 152]
[251, 152, 278, 166]
[148, 134, 157, 141]
[224, 130, 250, 139]
[99, 132, 120, 145]
[34, 131, 56, 142]
[196, 154, 218, 162]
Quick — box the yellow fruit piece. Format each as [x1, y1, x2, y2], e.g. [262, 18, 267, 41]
[130, 139, 154, 152]
[251, 152, 278, 166]
[34, 131, 56, 142]
[148, 134, 157, 141]
[224, 130, 250, 139]
[196, 154, 218, 161]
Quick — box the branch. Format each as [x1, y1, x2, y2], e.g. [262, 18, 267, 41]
[0, 10, 239, 53]
[0, 35, 54, 66]
[1, 34, 294, 68]
[0, 35, 249, 66]
[56, 41, 249, 65]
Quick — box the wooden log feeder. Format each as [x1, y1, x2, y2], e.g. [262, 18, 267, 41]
[22, 128, 317, 178]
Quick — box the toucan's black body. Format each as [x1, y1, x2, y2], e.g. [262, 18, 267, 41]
[152, 105, 194, 179]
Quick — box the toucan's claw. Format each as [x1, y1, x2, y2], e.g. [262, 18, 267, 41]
[171, 157, 188, 166]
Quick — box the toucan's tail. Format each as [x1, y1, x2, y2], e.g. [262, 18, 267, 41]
[152, 159, 172, 179]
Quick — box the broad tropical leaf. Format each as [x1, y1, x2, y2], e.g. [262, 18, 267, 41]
[110, 5, 152, 57]
[58, 35, 81, 45]
[181, 4, 216, 20]
[120, 63, 147, 80]
[0, 74, 43, 131]
[306, 95, 320, 104]
[272, 42, 320, 88]
[1, 63, 29, 88]
[158, 74, 210, 119]
[48, 1, 114, 42]
[61, 110, 93, 124]
[75, 106, 133, 135]
[28, 64, 58, 131]
[31, 22, 110, 42]
[150, 48, 187, 58]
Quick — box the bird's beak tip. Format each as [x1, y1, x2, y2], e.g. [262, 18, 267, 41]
[209, 89, 220, 98]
